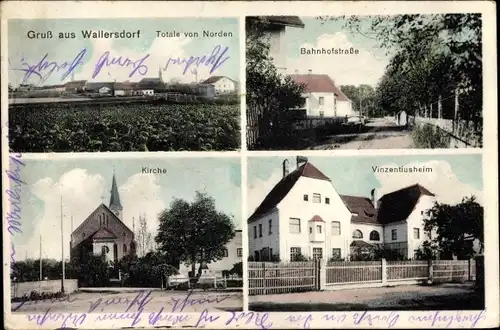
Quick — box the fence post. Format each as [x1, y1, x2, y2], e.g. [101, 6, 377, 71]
[213, 276, 217, 289]
[468, 259, 472, 281]
[319, 259, 326, 291]
[262, 262, 266, 295]
[381, 258, 387, 285]
[428, 259, 434, 283]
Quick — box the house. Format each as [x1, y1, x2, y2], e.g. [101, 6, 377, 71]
[396, 110, 408, 126]
[248, 16, 305, 74]
[99, 86, 112, 95]
[248, 158, 437, 262]
[85, 82, 114, 94]
[200, 76, 238, 95]
[114, 82, 135, 96]
[70, 173, 136, 267]
[289, 73, 355, 117]
[178, 230, 243, 277]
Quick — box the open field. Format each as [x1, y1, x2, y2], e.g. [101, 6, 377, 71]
[9, 101, 240, 152]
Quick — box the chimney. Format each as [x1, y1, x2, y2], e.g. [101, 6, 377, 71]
[371, 188, 380, 209]
[308, 69, 312, 74]
[282, 159, 290, 178]
[296, 155, 308, 169]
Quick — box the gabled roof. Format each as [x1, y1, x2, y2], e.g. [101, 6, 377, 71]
[248, 162, 330, 223]
[65, 80, 87, 87]
[92, 227, 117, 239]
[377, 184, 435, 224]
[73, 203, 133, 236]
[289, 74, 350, 101]
[340, 195, 379, 224]
[201, 76, 237, 84]
[86, 82, 114, 90]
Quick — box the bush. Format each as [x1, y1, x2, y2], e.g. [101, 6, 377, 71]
[412, 124, 450, 148]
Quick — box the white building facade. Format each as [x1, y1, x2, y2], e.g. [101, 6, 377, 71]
[248, 159, 436, 261]
[200, 76, 237, 95]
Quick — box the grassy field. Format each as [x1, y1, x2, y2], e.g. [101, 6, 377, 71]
[9, 101, 240, 152]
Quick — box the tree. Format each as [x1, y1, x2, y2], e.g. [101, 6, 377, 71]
[246, 17, 305, 147]
[155, 191, 235, 276]
[422, 196, 483, 259]
[135, 214, 154, 257]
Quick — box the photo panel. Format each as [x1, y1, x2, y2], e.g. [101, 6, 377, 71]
[246, 15, 483, 150]
[8, 18, 241, 152]
[247, 154, 484, 316]
[7, 154, 243, 327]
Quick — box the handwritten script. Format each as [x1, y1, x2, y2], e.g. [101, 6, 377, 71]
[12, 45, 230, 85]
[6, 153, 25, 269]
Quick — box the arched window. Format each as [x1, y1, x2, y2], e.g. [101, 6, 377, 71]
[101, 245, 110, 254]
[352, 229, 363, 239]
[369, 230, 380, 241]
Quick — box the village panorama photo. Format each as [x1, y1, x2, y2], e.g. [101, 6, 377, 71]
[246, 15, 483, 150]
[8, 17, 240, 152]
[247, 154, 484, 312]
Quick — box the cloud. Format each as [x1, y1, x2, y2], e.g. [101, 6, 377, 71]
[73, 34, 216, 83]
[374, 160, 483, 205]
[247, 169, 283, 218]
[22, 169, 164, 260]
[287, 32, 388, 86]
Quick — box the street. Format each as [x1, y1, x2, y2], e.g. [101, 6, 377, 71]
[12, 290, 243, 314]
[249, 283, 483, 311]
[310, 117, 414, 150]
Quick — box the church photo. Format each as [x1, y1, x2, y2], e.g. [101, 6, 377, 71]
[10, 155, 243, 310]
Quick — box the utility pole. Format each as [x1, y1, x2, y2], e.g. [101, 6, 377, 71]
[60, 196, 65, 293]
[39, 235, 42, 292]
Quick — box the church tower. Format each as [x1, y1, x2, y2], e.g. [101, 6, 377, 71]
[158, 66, 163, 83]
[109, 172, 123, 221]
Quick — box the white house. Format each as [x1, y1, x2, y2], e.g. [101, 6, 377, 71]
[200, 76, 237, 95]
[99, 86, 112, 95]
[260, 16, 305, 74]
[289, 73, 356, 117]
[178, 230, 242, 277]
[248, 158, 437, 262]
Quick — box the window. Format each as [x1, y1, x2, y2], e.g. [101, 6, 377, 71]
[237, 248, 243, 257]
[316, 225, 322, 234]
[290, 247, 301, 261]
[391, 229, 397, 240]
[303, 194, 309, 201]
[258, 224, 262, 237]
[254, 251, 260, 261]
[331, 248, 341, 261]
[332, 222, 341, 235]
[123, 244, 127, 253]
[268, 219, 273, 235]
[312, 193, 321, 203]
[352, 229, 363, 239]
[98, 215, 102, 225]
[309, 227, 312, 234]
[101, 246, 110, 254]
[319, 97, 324, 105]
[253, 226, 257, 239]
[414, 228, 420, 239]
[319, 111, 324, 117]
[313, 248, 323, 260]
[369, 231, 380, 241]
[223, 248, 229, 257]
[289, 218, 301, 233]
[325, 197, 330, 204]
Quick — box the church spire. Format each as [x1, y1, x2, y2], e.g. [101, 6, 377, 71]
[158, 66, 163, 83]
[109, 171, 123, 219]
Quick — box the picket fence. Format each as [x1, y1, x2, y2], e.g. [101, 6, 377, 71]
[248, 259, 477, 295]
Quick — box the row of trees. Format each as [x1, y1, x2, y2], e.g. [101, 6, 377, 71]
[321, 14, 482, 124]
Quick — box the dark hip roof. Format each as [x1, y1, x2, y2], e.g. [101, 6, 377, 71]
[248, 162, 330, 223]
[377, 184, 435, 224]
[340, 195, 378, 224]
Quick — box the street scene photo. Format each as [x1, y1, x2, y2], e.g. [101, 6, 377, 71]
[247, 154, 484, 311]
[8, 18, 240, 152]
[246, 15, 482, 150]
[9, 156, 243, 320]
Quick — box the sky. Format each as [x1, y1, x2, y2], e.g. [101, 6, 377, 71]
[248, 154, 484, 218]
[8, 18, 239, 86]
[285, 17, 392, 86]
[10, 156, 241, 261]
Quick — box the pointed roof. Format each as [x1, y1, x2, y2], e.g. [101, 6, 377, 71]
[377, 184, 435, 224]
[340, 195, 379, 225]
[248, 162, 330, 223]
[109, 172, 123, 210]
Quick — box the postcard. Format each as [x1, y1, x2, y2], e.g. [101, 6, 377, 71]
[7, 155, 243, 327]
[2, 1, 498, 330]
[246, 15, 483, 150]
[7, 18, 241, 152]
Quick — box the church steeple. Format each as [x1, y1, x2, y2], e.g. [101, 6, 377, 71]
[109, 171, 123, 220]
[158, 66, 163, 83]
